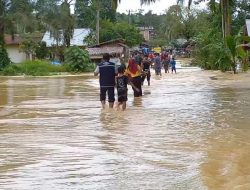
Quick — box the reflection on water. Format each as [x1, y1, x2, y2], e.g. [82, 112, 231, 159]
[0, 69, 250, 189]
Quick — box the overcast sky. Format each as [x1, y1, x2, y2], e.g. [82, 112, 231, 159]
[117, 0, 206, 15]
[117, 0, 180, 15]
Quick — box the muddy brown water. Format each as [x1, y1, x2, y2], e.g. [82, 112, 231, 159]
[0, 67, 250, 190]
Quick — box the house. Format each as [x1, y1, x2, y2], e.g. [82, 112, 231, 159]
[246, 17, 250, 36]
[4, 34, 26, 63]
[86, 39, 129, 64]
[42, 28, 91, 47]
[4, 32, 44, 63]
[137, 26, 155, 41]
[242, 17, 250, 66]
[241, 17, 250, 51]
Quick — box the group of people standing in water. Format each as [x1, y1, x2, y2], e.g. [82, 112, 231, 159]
[94, 52, 177, 110]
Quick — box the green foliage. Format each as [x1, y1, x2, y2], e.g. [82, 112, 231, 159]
[0, 44, 10, 70]
[75, 0, 116, 29]
[75, 0, 95, 28]
[4, 0, 37, 34]
[20, 60, 65, 76]
[99, 20, 144, 47]
[20, 40, 49, 60]
[20, 39, 37, 58]
[148, 38, 168, 47]
[64, 46, 93, 72]
[193, 29, 250, 73]
[84, 31, 97, 46]
[225, 35, 250, 73]
[1, 60, 68, 76]
[35, 0, 74, 47]
[35, 42, 49, 59]
[1, 64, 21, 75]
[193, 29, 232, 71]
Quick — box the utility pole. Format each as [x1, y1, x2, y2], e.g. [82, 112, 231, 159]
[126, 9, 135, 25]
[95, 0, 100, 44]
[127, 9, 131, 24]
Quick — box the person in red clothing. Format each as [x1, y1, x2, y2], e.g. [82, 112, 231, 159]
[126, 58, 142, 97]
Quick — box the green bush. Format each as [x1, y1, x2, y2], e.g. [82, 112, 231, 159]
[35, 42, 49, 59]
[64, 46, 93, 72]
[193, 30, 232, 72]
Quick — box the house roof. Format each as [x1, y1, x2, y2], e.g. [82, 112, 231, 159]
[42, 28, 91, 47]
[246, 19, 250, 36]
[87, 47, 124, 56]
[4, 34, 22, 45]
[90, 39, 127, 48]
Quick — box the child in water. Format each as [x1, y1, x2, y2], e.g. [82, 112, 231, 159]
[116, 66, 139, 110]
[116, 66, 129, 110]
[170, 57, 177, 74]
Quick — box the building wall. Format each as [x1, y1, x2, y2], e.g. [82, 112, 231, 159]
[246, 19, 250, 36]
[140, 30, 150, 41]
[6, 45, 27, 63]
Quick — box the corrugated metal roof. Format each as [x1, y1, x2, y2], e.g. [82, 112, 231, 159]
[246, 19, 250, 36]
[87, 47, 123, 56]
[42, 28, 91, 47]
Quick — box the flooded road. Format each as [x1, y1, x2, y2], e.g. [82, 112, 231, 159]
[0, 67, 250, 190]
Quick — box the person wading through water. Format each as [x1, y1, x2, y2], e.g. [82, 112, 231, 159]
[126, 58, 142, 97]
[141, 55, 151, 86]
[94, 53, 117, 109]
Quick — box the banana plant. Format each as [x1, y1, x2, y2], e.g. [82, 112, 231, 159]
[225, 35, 250, 73]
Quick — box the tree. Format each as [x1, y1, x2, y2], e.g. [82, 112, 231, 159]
[162, 5, 184, 41]
[99, 20, 144, 47]
[35, 0, 75, 47]
[232, 0, 250, 34]
[64, 46, 92, 72]
[0, 0, 10, 69]
[7, 0, 35, 34]
[20, 39, 37, 60]
[60, 0, 74, 47]
[75, 0, 116, 44]
[75, 0, 95, 28]
[35, 42, 49, 59]
[177, 0, 234, 38]
[0, 0, 7, 44]
[75, 0, 155, 44]
[221, 0, 232, 38]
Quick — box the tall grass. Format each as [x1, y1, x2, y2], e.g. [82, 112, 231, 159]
[1, 60, 69, 76]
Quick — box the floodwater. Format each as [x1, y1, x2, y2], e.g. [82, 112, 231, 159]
[0, 65, 250, 190]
